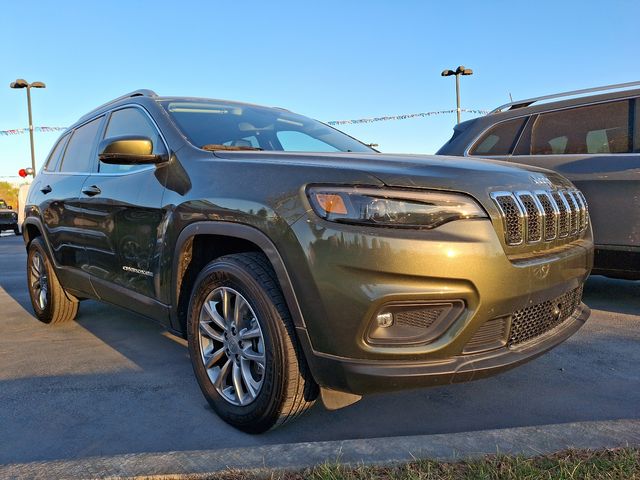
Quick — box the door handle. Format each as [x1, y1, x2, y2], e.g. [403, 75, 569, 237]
[82, 185, 102, 197]
[40, 185, 52, 194]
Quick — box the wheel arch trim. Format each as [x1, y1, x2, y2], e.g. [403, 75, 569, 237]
[170, 222, 308, 332]
[22, 217, 56, 263]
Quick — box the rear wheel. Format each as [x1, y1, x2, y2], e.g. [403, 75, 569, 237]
[187, 252, 318, 433]
[27, 237, 79, 324]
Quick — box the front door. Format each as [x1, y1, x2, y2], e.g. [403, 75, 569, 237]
[79, 106, 168, 302]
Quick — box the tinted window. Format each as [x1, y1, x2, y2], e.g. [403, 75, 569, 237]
[100, 107, 166, 173]
[469, 117, 527, 155]
[161, 100, 373, 153]
[60, 117, 103, 173]
[276, 130, 339, 152]
[43, 134, 70, 172]
[531, 100, 632, 155]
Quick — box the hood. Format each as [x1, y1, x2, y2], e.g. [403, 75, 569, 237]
[211, 151, 573, 196]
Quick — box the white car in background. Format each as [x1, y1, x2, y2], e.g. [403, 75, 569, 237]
[17, 183, 30, 234]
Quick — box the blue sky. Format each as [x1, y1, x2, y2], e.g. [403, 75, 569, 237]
[1, 0, 638, 177]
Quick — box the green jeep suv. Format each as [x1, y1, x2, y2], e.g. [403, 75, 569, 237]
[23, 90, 593, 432]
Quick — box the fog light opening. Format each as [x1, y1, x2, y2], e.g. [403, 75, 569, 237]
[376, 312, 394, 328]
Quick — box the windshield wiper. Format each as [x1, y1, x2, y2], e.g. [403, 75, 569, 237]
[201, 144, 263, 151]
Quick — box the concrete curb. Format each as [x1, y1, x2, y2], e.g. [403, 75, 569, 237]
[2, 418, 639, 479]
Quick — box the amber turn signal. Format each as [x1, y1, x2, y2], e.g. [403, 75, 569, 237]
[314, 193, 348, 215]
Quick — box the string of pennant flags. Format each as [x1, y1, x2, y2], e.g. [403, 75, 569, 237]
[325, 108, 489, 125]
[0, 108, 489, 136]
[0, 126, 67, 136]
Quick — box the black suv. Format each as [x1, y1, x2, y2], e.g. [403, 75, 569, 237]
[437, 81, 640, 279]
[24, 90, 592, 432]
[0, 199, 19, 235]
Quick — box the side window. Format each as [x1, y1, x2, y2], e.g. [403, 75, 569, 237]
[100, 107, 166, 174]
[59, 117, 103, 173]
[469, 117, 527, 156]
[43, 134, 70, 172]
[276, 130, 339, 152]
[531, 100, 632, 155]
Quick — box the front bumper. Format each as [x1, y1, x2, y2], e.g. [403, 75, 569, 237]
[0, 220, 18, 230]
[283, 214, 593, 393]
[307, 303, 589, 394]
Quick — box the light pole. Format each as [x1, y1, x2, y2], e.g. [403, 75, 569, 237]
[10, 78, 46, 176]
[441, 66, 473, 124]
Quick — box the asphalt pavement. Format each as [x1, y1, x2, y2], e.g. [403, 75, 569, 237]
[1, 233, 639, 465]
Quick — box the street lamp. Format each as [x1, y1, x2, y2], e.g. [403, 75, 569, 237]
[10, 78, 46, 176]
[441, 66, 473, 124]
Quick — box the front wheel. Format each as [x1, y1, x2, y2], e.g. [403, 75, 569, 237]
[187, 252, 318, 433]
[14, 226, 20, 236]
[27, 237, 79, 324]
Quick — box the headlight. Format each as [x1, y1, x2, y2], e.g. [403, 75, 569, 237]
[307, 186, 487, 229]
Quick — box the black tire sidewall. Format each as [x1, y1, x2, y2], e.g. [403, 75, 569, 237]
[27, 238, 54, 323]
[187, 258, 287, 431]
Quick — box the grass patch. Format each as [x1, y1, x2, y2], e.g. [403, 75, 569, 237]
[210, 448, 639, 480]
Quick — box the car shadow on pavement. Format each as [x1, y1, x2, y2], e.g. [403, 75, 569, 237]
[1, 235, 639, 465]
[583, 275, 640, 316]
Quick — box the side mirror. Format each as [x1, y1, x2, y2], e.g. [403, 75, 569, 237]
[98, 135, 166, 165]
[7, 206, 12, 210]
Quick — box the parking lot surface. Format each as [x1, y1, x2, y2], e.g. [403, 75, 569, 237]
[1, 233, 639, 465]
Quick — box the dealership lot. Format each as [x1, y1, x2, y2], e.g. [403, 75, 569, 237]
[1, 233, 639, 465]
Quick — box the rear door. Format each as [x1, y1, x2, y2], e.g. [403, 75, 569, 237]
[34, 117, 105, 293]
[79, 106, 168, 303]
[508, 98, 640, 248]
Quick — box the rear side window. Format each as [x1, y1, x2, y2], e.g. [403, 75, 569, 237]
[100, 107, 166, 174]
[469, 117, 527, 156]
[530, 100, 632, 155]
[60, 117, 104, 173]
[43, 134, 70, 172]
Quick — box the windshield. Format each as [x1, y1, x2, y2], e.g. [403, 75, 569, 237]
[160, 100, 374, 153]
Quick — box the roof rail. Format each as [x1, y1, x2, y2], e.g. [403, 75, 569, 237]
[490, 81, 640, 114]
[78, 89, 158, 122]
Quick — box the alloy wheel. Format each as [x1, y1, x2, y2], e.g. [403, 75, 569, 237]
[30, 251, 48, 310]
[197, 286, 266, 406]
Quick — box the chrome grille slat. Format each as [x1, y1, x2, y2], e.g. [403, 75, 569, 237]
[516, 192, 542, 242]
[492, 193, 524, 245]
[564, 191, 580, 235]
[535, 192, 558, 240]
[552, 191, 571, 237]
[573, 191, 588, 231]
[492, 188, 588, 246]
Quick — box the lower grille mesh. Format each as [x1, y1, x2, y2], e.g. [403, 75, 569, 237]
[508, 286, 583, 347]
[395, 307, 444, 329]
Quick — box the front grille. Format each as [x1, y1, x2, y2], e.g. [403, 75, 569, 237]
[463, 317, 509, 354]
[0, 212, 14, 220]
[395, 307, 444, 329]
[492, 189, 588, 246]
[508, 286, 583, 347]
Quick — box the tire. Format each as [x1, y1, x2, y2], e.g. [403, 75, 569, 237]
[14, 226, 20, 236]
[27, 237, 79, 324]
[187, 252, 318, 433]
